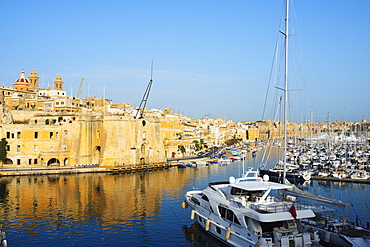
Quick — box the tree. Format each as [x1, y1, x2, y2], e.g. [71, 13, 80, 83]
[179, 145, 186, 155]
[193, 140, 202, 151]
[225, 138, 242, 146]
[0, 138, 8, 166]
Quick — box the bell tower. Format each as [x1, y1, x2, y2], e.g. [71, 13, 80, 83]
[28, 68, 39, 90]
[54, 74, 64, 90]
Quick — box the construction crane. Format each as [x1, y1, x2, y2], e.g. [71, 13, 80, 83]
[135, 61, 153, 119]
[77, 78, 84, 98]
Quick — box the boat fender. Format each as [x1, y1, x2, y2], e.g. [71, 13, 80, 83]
[1, 239, 7, 247]
[190, 210, 195, 220]
[225, 227, 231, 240]
[182, 201, 188, 209]
[205, 219, 210, 231]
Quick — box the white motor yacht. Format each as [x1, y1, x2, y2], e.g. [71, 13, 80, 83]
[182, 169, 320, 247]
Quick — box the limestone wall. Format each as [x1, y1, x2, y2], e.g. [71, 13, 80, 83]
[0, 114, 166, 167]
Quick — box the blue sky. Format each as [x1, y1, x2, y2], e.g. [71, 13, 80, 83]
[0, 0, 369, 123]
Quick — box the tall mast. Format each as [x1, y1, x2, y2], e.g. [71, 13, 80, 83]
[283, 0, 289, 183]
[344, 107, 347, 145]
[328, 112, 331, 150]
[310, 107, 313, 146]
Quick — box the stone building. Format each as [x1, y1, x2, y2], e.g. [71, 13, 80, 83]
[2, 112, 166, 167]
[0, 69, 166, 167]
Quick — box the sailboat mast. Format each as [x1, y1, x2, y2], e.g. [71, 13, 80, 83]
[283, 0, 289, 183]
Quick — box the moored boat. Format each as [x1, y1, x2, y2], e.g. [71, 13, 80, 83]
[259, 168, 310, 185]
[285, 184, 370, 246]
[0, 225, 6, 247]
[350, 169, 370, 180]
[182, 169, 320, 246]
[177, 163, 187, 169]
[301, 212, 370, 247]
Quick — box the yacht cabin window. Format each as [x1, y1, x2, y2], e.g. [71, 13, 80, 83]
[218, 205, 241, 225]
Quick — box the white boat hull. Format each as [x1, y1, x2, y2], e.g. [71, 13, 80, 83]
[183, 170, 320, 247]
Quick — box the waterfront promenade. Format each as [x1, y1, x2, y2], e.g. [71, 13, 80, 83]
[0, 163, 176, 177]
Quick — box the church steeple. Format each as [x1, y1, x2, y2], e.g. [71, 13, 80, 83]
[53, 74, 64, 90]
[28, 68, 39, 90]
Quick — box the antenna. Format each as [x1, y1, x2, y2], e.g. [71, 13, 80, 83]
[135, 61, 154, 119]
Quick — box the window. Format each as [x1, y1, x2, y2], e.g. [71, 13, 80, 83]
[198, 216, 203, 223]
[17, 131, 21, 139]
[218, 206, 241, 225]
[17, 145, 20, 152]
[34, 159, 38, 164]
[17, 159, 21, 165]
[190, 197, 200, 206]
[142, 132, 146, 141]
[50, 146, 54, 151]
[34, 132, 39, 139]
[6, 145, 10, 151]
[11, 133, 14, 138]
[230, 187, 250, 196]
[6, 132, 10, 138]
[201, 194, 209, 201]
[34, 145, 38, 152]
[50, 132, 54, 139]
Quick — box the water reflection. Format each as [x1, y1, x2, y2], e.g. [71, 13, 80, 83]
[182, 222, 227, 247]
[0, 158, 368, 246]
[0, 168, 194, 246]
[3, 172, 174, 221]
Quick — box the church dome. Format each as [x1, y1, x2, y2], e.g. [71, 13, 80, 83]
[13, 69, 30, 91]
[14, 70, 30, 85]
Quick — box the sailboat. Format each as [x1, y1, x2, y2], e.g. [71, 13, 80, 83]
[253, 0, 370, 245]
[181, 1, 322, 246]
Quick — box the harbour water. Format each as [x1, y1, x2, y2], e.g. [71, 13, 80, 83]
[0, 151, 369, 246]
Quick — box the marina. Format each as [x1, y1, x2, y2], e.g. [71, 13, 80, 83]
[0, 0, 368, 246]
[181, 0, 370, 244]
[0, 156, 369, 246]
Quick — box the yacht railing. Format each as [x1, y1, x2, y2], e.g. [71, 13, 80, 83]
[251, 201, 308, 213]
